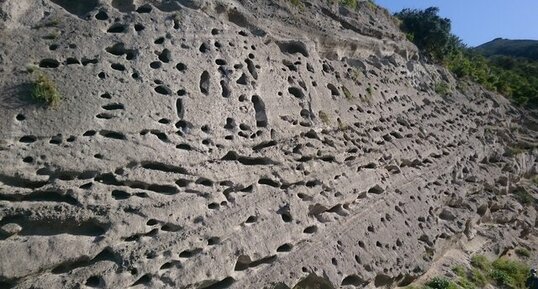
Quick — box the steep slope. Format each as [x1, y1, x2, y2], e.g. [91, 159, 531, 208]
[0, 1, 536, 289]
[475, 38, 538, 60]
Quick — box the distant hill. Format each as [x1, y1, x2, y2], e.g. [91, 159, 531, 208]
[474, 38, 538, 60]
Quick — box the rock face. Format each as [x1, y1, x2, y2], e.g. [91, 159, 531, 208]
[0, 0, 536, 288]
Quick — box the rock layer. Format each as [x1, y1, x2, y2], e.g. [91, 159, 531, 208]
[0, 0, 536, 288]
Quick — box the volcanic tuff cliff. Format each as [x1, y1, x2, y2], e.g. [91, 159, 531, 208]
[0, 0, 536, 289]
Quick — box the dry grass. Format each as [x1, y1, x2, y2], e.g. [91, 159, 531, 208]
[31, 70, 61, 107]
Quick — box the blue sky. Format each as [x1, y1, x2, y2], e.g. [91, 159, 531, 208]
[375, 0, 538, 47]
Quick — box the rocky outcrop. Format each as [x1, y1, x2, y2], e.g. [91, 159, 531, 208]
[0, 0, 536, 288]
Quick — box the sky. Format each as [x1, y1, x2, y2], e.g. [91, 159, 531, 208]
[375, 0, 538, 47]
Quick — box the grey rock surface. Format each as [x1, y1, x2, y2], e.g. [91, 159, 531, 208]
[0, 0, 536, 288]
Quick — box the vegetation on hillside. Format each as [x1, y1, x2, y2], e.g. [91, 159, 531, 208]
[475, 38, 538, 61]
[407, 255, 531, 289]
[268, 254, 531, 289]
[395, 8, 538, 107]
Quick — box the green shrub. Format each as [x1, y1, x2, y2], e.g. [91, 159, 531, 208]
[340, 0, 357, 9]
[407, 256, 529, 289]
[514, 248, 530, 258]
[490, 258, 529, 289]
[470, 268, 487, 287]
[470, 255, 491, 271]
[426, 277, 451, 289]
[33, 18, 61, 29]
[445, 51, 538, 107]
[342, 86, 354, 100]
[513, 189, 535, 205]
[435, 82, 451, 96]
[319, 111, 330, 124]
[490, 270, 512, 287]
[31, 70, 61, 107]
[289, 0, 302, 7]
[361, 85, 373, 104]
[452, 265, 466, 278]
[43, 30, 61, 39]
[456, 277, 476, 289]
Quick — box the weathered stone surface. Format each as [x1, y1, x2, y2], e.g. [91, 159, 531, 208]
[0, 223, 22, 236]
[0, 0, 536, 288]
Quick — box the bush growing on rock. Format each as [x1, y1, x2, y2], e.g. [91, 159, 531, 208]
[395, 7, 455, 63]
[410, 255, 531, 289]
[340, 0, 358, 10]
[514, 248, 530, 258]
[30, 70, 61, 107]
[435, 82, 451, 96]
[426, 277, 457, 289]
[490, 258, 529, 289]
[470, 255, 491, 271]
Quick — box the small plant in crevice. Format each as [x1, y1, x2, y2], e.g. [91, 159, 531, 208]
[351, 68, 363, 81]
[457, 278, 476, 289]
[532, 175, 538, 185]
[470, 255, 491, 271]
[512, 188, 535, 205]
[435, 81, 451, 96]
[504, 146, 528, 157]
[361, 85, 373, 104]
[452, 265, 466, 278]
[43, 30, 61, 40]
[342, 86, 354, 100]
[470, 268, 487, 287]
[30, 70, 61, 107]
[340, 0, 358, 10]
[289, 0, 304, 8]
[319, 110, 330, 125]
[33, 18, 61, 29]
[366, 85, 373, 96]
[337, 119, 348, 131]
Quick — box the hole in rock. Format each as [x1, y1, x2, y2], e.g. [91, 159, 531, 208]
[288, 87, 305, 98]
[136, 4, 152, 13]
[276, 243, 293, 252]
[39, 59, 60, 68]
[95, 10, 108, 20]
[50, 0, 98, 17]
[200, 71, 210, 95]
[107, 23, 128, 33]
[112, 0, 135, 13]
[155, 85, 172, 95]
[303, 225, 318, 234]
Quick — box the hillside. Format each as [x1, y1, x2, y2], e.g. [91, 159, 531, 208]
[475, 38, 538, 60]
[0, 1, 536, 289]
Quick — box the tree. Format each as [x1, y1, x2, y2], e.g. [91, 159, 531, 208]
[395, 7, 458, 62]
